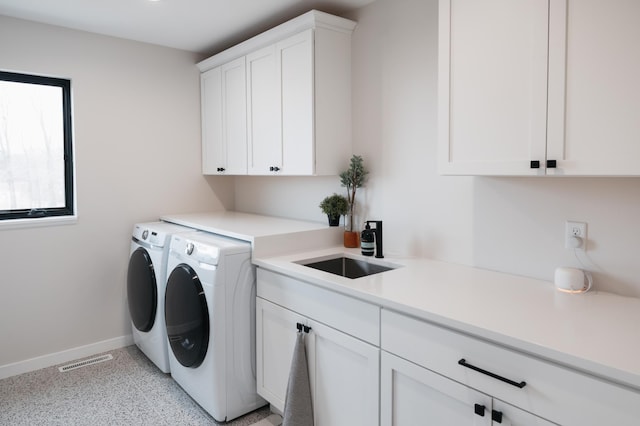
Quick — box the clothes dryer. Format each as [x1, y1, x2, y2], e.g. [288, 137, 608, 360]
[127, 221, 193, 373]
[165, 232, 265, 422]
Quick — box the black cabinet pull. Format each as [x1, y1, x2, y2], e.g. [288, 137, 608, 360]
[492, 409, 503, 423]
[546, 159, 557, 168]
[474, 404, 485, 417]
[458, 359, 526, 389]
[530, 160, 540, 169]
[269, 166, 281, 172]
[217, 167, 225, 172]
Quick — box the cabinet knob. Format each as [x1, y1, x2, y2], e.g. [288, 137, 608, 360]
[530, 160, 540, 169]
[546, 159, 557, 168]
[474, 404, 486, 417]
[217, 167, 225, 172]
[492, 410, 503, 424]
[269, 166, 280, 172]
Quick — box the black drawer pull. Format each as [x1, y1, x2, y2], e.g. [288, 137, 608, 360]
[530, 160, 540, 169]
[547, 159, 557, 168]
[458, 359, 526, 389]
[492, 409, 503, 423]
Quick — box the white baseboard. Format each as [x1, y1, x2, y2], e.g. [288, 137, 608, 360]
[0, 334, 134, 380]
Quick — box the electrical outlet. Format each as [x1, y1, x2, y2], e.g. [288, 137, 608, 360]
[565, 221, 587, 250]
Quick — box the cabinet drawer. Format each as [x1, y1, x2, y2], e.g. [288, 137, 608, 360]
[381, 309, 640, 426]
[257, 268, 379, 345]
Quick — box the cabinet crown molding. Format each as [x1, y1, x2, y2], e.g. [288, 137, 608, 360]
[197, 10, 357, 72]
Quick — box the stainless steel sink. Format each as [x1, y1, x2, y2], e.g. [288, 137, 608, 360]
[301, 256, 396, 279]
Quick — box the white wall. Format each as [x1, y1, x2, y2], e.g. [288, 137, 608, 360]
[3, 0, 639, 371]
[0, 16, 230, 368]
[235, 0, 640, 297]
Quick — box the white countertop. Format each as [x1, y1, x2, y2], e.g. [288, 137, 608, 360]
[161, 211, 343, 258]
[253, 247, 640, 391]
[161, 211, 331, 239]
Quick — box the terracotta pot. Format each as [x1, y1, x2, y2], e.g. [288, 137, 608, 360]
[343, 231, 360, 248]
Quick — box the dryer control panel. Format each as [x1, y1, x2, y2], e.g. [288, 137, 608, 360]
[169, 232, 250, 267]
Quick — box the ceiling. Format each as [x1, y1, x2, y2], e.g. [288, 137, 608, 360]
[0, 0, 375, 55]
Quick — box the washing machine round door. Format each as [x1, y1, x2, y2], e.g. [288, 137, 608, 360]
[165, 264, 209, 368]
[127, 247, 157, 332]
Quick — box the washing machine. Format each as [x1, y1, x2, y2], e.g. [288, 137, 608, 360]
[164, 231, 266, 422]
[127, 221, 193, 373]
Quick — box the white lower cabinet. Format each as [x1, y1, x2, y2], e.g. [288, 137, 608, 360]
[256, 287, 379, 426]
[256, 268, 640, 425]
[381, 309, 640, 426]
[381, 351, 555, 425]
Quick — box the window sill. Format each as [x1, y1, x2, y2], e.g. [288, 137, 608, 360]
[0, 215, 78, 231]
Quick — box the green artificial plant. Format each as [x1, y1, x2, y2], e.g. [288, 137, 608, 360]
[319, 193, 349, 225]
[339, 155, 369, 232]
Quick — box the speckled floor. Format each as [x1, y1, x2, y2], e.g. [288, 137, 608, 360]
[0, 346, 271, 425]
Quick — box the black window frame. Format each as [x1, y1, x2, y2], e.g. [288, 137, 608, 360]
[0, 70, 74, 221]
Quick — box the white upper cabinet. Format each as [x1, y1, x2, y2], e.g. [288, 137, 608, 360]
[201, 57, 247, 174]
[547, 0, 640, 176]
[439, 0, 640, 176]
[247, 30, 315, 175]
[439, 0, 549, 176]
[246, 44, 281, 174]
[201, 67, 223, 175]
[199, 10, 355, 176]
[278, 30, 315, 176]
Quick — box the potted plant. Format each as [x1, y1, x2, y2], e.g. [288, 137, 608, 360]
[319, 193, 348, 226]
[340, 155, 369, 248]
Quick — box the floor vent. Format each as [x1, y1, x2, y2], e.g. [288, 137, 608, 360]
[58, 354, 113, 372]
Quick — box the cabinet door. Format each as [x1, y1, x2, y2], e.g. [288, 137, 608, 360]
[278, 29, 315, 175]
[256, 297, 303, 411]
[201, 58, 247, 175]
[310, 318, 379, 426]
[438, 0, 549, 176]
[546, 0, 640, 175]
[201, 67, 224, 174]
[247, 45, 282, 175]
[381, 351, 492, 426]
[256, 298, 379, 425]
[221, 57, 247, 174]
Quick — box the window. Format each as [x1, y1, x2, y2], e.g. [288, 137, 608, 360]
[0, 71, 74, 223]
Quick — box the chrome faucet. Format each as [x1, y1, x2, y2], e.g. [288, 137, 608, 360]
[365, 221, 383, 258]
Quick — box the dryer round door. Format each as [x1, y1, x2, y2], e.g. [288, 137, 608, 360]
[165, 264, 209, 368]
[127, 247, 157, 332]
